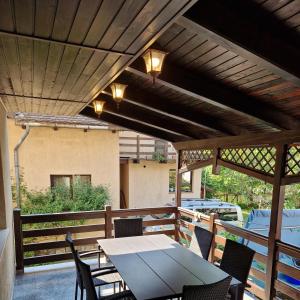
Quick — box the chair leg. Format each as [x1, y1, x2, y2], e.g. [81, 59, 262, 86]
[80, 288, 83, 300]
[75, 281, 78, 300]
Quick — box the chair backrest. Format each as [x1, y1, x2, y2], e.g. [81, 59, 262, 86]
[220, 239, 255, 284]
[66, 233, 82, 287]
[182, 275, 232, 300]
[76, 252, 98, 300]
[189, 225, 214, 260]
[114, 218, 143, 238]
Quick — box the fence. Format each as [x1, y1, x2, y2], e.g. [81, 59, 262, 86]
[14, 206, 300, 299]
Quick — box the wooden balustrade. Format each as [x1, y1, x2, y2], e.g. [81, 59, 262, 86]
[176, 207, 300, 300]
[13, 206, 300, 299]
[14, 205, 177, 270]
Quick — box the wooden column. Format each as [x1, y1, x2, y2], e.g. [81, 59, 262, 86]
[212, 148, 220, 175]
[175, 151, 182, 242]
[136, 135, 140, 163]
[265, 144, 287, 299]
[105, 205, 113, 238]
[13, 209, 24, 272]
[175, 150, 182, 207]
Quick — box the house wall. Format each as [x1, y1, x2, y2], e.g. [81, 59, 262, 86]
[0, 105, 15, 300]
[7, 120, 120, 209]
[126, 160, 201, 208]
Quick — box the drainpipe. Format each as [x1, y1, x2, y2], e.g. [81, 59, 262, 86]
[14, 124, 30, 208]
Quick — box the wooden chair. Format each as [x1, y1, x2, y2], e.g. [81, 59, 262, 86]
[114, 218, 143, 238]
[189, 225, 214, 260]
[183, 276, 232, 300]
[219, 239, 255, 300]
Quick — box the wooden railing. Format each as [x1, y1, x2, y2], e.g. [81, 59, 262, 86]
[14, 206, 300, 299]
[119, 135, 176, 161]
[14, 206, 177, 271]
[177, 207, 300, 300]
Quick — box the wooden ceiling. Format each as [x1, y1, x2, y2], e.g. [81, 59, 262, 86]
[0, 0, 195, 115]
[1, 0, 299, 142]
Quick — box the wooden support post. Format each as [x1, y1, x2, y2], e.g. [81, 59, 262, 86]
[136, 135, 140, 163]
[212, 148, 220, 175]
[208, 213, 218, 263]
[265, 144, 287, 299]
[175, 151, 182, 242]
[164, 142, 168, 162]
[13, 209, 24, 272]
[175, 151, 182, 207]
[105, 205, 113, 239]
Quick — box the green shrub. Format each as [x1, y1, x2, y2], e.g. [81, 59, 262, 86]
[19, 179, 110, 215]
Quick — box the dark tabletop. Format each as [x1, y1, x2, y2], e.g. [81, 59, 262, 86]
[98, 234, 230, 300]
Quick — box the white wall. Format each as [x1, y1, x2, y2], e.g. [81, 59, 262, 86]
[0, 104, 15, 300]
[126, 160, 201, 208]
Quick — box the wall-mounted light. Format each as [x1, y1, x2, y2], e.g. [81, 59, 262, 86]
[93, 100, 105, 116]
[142, 49, 167, 83]
[110, 83, 127, 108]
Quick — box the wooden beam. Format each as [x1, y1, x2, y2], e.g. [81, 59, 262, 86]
[127, 64, 299, 130]
[173, 130, 300, 151]
[81, 107, 189, 142]
[99, 93, 207, 139]
[110, 79, 237, 136]
[178, 0, 300, 86]
[265, 145, 287, 299]
[218, 159, 274, 184]
[179, 159, 213, 174]
[175, 152, 182, 207]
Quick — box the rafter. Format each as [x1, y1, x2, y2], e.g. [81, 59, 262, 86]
[81, 106, 189, 142]
[126, 63, 300, 131]
[108, 79, 239, 136]
[178, 0, 300, 86]
[97, 93, 205, 139]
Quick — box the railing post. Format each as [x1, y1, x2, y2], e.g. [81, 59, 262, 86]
[105, 205, 113, 238]
[208, 213, 217, 263]
[13, 209, 24, 272]
[174, 208, 180, 242]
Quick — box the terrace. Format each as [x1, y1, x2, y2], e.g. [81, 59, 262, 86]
[0, 1, 299, 300]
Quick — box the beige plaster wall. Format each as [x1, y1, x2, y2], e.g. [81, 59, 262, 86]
[126, 160, 201, 208]
[0, 104, 15, 300]
[7, 120, 120, 209]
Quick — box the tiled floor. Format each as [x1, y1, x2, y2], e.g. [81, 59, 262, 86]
[13, 261, 257, 300]
[13, 261, 120, 300]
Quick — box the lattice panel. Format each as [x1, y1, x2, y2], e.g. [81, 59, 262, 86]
[285, 145, 300, 176]
[181, 149, 213, 167]
[220, 147, 276, 175]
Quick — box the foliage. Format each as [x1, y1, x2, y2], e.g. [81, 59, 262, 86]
[202, 166, 300, 210]
[152, 151, 166, 163]
[13, 175, 111, 215]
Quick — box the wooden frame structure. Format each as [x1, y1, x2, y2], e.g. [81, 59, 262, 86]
[173, 129, 300, 299]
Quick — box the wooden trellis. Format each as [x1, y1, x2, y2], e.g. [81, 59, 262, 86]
[173, 130, 300, 300]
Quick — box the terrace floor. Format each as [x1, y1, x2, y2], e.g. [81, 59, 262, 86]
[13, 260, 257, 300]
[13, 260, 121, 300]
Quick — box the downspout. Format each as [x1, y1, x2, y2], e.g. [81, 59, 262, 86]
[14, 124, 30, 208]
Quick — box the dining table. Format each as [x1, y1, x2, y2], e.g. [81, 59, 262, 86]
[98, 234, 232, 300]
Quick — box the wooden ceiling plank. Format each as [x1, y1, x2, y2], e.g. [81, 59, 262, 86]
[178, 0, 300, 86]
[126, 63, 300, 130]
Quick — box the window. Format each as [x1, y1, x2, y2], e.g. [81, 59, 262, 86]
[169, 169, 193, 192]
[50, 175, 91, 188]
